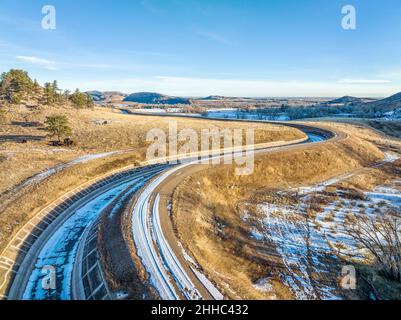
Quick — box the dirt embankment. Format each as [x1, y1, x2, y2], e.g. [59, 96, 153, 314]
[171, 123, 398, 300]
[97, 186, 158, 300]
[0, 105, 303, 254]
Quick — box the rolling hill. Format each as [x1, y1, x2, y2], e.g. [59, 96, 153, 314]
[87, 91, 127, 103]
[365, 92, 401, 111]
[324, 96, 377, 106]
[123, 92, 191, 105]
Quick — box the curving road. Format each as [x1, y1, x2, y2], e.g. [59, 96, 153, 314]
[132, 164, 204, 300]
[129, 127, 338, 300]
[1, 117, 341, 300]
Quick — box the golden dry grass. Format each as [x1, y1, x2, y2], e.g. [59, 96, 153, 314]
[0, 104, 304, 253]
[0, 105, 304, 194]
[171, 122, 401, 300]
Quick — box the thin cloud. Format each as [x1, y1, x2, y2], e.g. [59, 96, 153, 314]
[338, 79, 391, 84]
[16, 55, 59, 70]
[76, 76, 399, 98]
[15, 56, 145, 71]
[196, 30, 231, 45]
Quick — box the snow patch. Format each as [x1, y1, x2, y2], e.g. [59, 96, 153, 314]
[191, 267, 224, 300]
[253, 277, 273, 293]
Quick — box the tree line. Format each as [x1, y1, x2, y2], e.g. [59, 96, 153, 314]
[0, 69, 93, 108]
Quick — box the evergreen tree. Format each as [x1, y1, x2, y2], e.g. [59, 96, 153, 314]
[0, 69, 34, 103]
[69, 89, 94, 108]
[44, 115, 73, 143]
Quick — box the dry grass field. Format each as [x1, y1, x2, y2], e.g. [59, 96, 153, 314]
[172, 122, 401, 300]
[0, 104, 304, 253]
[0, 104, 304, 193]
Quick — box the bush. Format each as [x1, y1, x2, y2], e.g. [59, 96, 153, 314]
[44, 115, 73, 144]
[346, 211, 401, 282]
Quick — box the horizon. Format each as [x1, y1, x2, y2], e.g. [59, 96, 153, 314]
[1, 0, 401, 97]
[92, 91, 390, 100]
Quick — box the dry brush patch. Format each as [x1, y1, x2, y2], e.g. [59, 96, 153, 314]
[171, 124, 397, 299]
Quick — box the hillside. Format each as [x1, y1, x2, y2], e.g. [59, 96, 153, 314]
[198, 95, 232, 101]
[365, 92, 401, 111]
[325, 96, 365, 106]
[172, 122, 401, 299]
[87, 91, 104, 101]
[87, 91, 127, 103]
[123, 92, 191, 105]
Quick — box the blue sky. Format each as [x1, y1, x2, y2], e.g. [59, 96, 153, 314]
[1, 0, 401, 97]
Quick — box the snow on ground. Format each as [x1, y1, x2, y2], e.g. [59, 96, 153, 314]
[252, 179, 401, 300]
[296, 152, 399, 196]
[134, 108, 166, 113]
[190, 267, 224, 300]
[258, 202, 340, 300]
[177, 243, 199, 267]
[253, 277, 273, 293]
[22, 176, 147, 300]
[115, 291, 129, 300]
[16, 151, 122, 192]
[383, 152, 400, 163]
[297, 172, 355, 195]
[250, 228, 264, 241]
[107, 178, 148, 219]
[132, 164, 207, 300]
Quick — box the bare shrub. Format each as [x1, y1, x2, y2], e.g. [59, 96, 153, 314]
[346, 210, 401, 282]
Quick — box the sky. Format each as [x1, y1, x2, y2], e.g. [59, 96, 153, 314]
[1, 0, 401, 97]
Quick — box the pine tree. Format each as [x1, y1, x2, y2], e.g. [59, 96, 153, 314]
[69, 89, 94, 108]
[0, 69, 34, 103]
[44, 115, 73, 143]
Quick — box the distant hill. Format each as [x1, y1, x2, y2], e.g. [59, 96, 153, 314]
[354, 92, 401, 118]
[325, 96, 366, 106]
[87, 91, 127, 103]
[199, 95, 230, 101]
[123, 92, 191, 105]
[87, 91, 105, 101]
[365, 92, 401, 111]
[322, 93, 401, 117]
